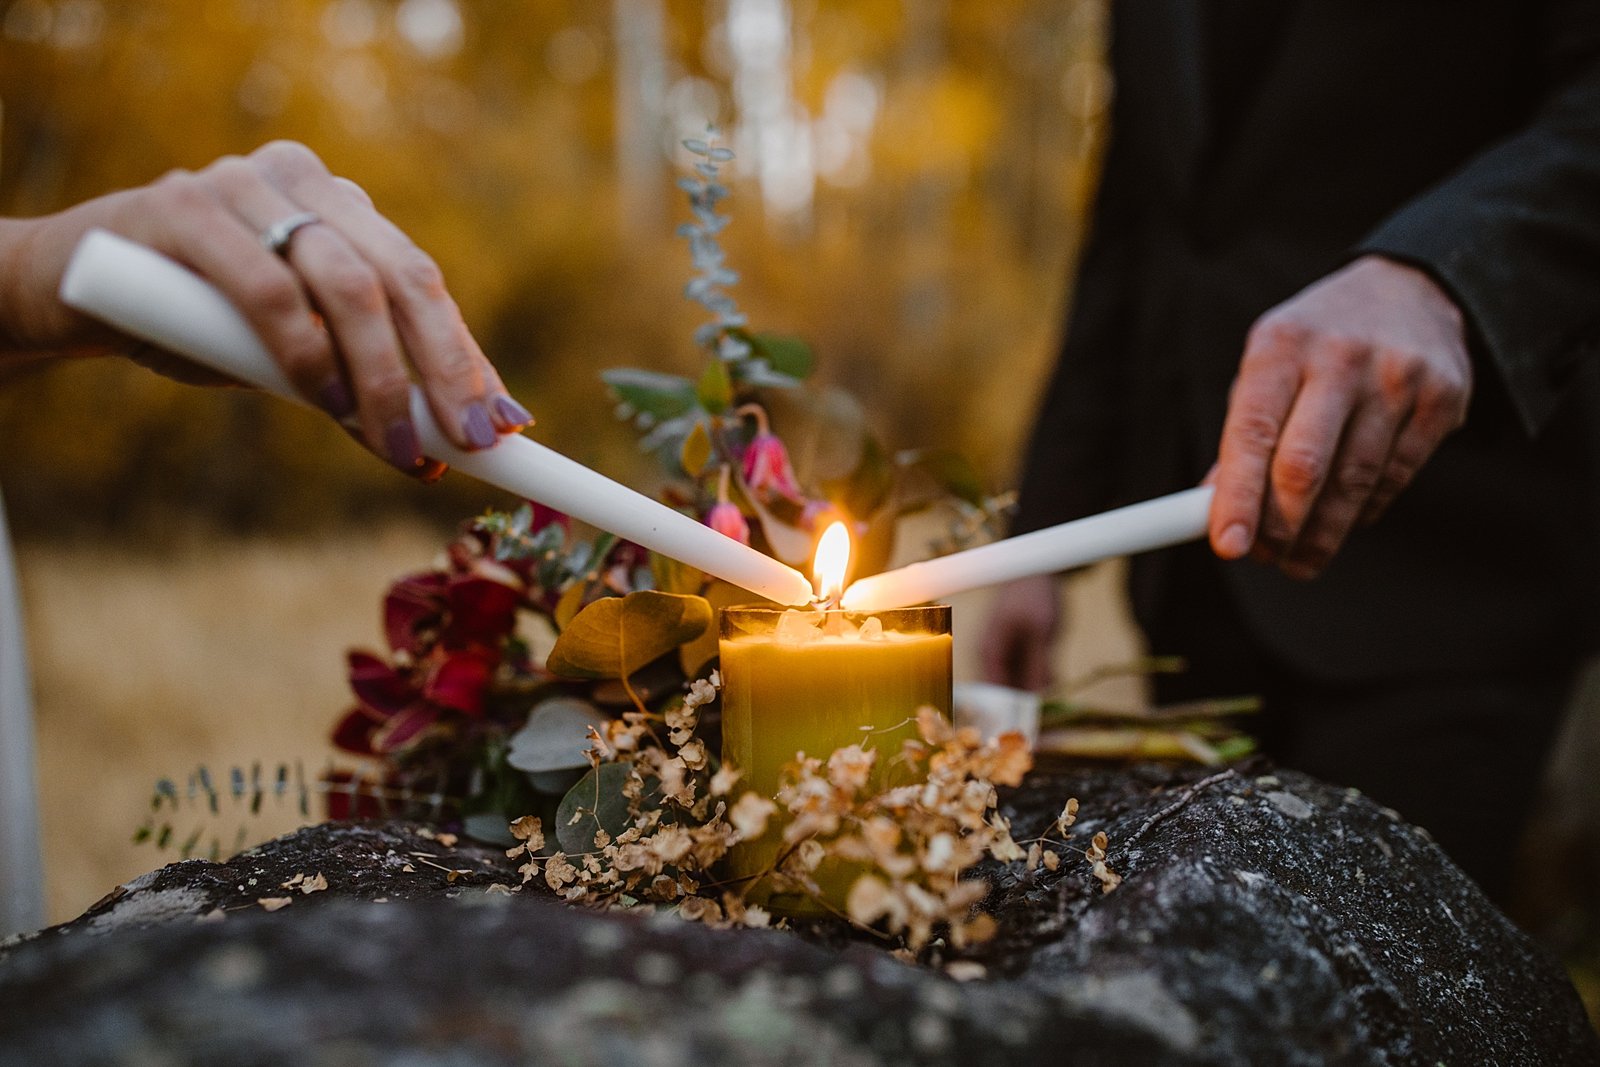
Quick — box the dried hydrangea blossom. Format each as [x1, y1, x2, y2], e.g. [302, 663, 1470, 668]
[507, 674, 1118, 952]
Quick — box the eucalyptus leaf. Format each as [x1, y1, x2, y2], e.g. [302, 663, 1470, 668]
[602, 369, 699, 422]
[639, 413, 697, 458]
[679, 580, 767, 675]
[751, 334, 815, 379]
[733, 359, 803, 390]
[650, 551, 706, 596]
[546, 590, 713, 680]
[680, 420, 713, 477]
[506, 698, 607, 774]
[698, 359, 734, 414]
[462, 813, 519, 848]
[898, 448, 986, 507]
[556, 763, 635, 853]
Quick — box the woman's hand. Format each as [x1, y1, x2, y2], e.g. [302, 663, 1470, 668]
[0, 140, 530, 477]
[1209, 255, 1473, 577]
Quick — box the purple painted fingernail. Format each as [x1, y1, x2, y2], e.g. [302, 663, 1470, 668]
[319, 378, 355, 418]
[463, 402, 497, 449]
[493, 394, 533, 428]
[386, 418, 423, 470]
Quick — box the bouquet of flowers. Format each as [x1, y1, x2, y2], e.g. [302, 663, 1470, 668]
[325, 137, 1011, 847]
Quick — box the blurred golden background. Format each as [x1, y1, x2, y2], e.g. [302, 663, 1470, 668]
[1, 1, 1596, 1023]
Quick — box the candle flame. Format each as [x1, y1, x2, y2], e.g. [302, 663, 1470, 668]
[812, 521, 851, 605]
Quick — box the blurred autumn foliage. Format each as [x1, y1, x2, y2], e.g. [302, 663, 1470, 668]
[0, 0, 1109, 538]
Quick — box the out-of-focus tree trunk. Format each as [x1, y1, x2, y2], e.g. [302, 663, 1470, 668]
[612, 0, 668, 236]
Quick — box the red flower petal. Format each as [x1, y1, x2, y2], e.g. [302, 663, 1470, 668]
[383, 572, 448, 655]
[423, 649, 496, 716]
[531, 503, 569, 534]
[444, 573, 521, 648]
[331, 706, 382, 756]
[706, 502, 751, 546]
[371, 704, 440, 753]
[742, 433, 804, 502]
[348, 651, 418, 717]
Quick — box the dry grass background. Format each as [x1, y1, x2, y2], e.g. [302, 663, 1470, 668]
[17, 522, 1143, 924]
[20, 524, 442, 921]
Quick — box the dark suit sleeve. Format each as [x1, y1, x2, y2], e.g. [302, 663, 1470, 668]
[1010, 99, 1142, 535]
[1355, 10, 1600, 436]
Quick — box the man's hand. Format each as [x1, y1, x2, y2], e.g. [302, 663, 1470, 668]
[0, 141, 530, 477]
[1209, 255, 1472, 578]
[979, 574, 1061, 692]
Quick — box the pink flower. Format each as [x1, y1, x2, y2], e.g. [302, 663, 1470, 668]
[706, 501, 751, 545]
[741, 432, 803, 502]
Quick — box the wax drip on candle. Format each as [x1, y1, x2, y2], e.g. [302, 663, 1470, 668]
[812, 521, 851, 609]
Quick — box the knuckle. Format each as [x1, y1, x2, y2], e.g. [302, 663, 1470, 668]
[1228, 409, 1282, 454]
[1378, 461, 1416, 496]
[364, 368, 414, 406]
[1333, 456, 1383, 496]
[1375, 348, 1424, 398]
[1273, 447, 1326, 496]
[1248, 314, 1312, 355]
[324, 261, 383, 310]
[153, 170, 208, 211]
[1317, 337, 1369, 376]
[200, 155, 252, 189]
[253, 139, 324, 172]
[394, 248, 447, 299]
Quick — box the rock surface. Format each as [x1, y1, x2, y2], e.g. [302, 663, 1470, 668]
[2, 762, 1596, 1066]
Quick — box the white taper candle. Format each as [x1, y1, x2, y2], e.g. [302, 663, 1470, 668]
[59, 229, 814, 606]
[840, 486, 1216, 612]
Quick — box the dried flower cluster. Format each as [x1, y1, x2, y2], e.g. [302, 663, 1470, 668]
[507, 679, 1119, 951]
[506, 673, 759, 914]
[775, 707, 1033, 949]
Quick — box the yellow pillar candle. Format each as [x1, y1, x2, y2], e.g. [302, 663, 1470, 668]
[719, 603, 953, 915]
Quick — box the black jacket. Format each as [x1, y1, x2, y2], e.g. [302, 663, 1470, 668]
[1014, 0, 1600, 683]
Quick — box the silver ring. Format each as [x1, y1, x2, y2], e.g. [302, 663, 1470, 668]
[260, 211, 321, 256]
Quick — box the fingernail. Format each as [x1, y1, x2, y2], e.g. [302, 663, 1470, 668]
[319, 378, 355, 418]
[1217, 523, 1252, 558]
[493, 394, 533, 429]
[386, 418, 423, 470]
[416, 459, 449, 485]
[462, 403, 496, 449]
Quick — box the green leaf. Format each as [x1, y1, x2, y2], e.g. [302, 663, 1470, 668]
[732, 359, 802, 390]
[650, 551, 705, 596]
[462, 813, 519, 848]
[697, 359, 733, 414]
[546, 590, 713, 679]
[556, 763, 635, 853]
[602, 369, 699, 422]
[751, 334, 815, 379]
[679, 420, 712, 478]
[899, 448, 985, 507]
[506, 698, 606, 774]
[823, 433, 894, 520]
[679, 579, 767, 675]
